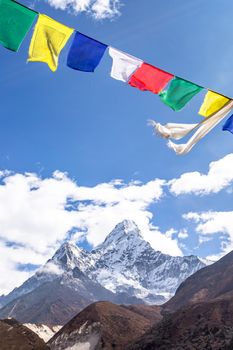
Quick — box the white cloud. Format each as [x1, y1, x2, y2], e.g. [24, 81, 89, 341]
[0, 242, 40, 294]
[183, 211, 233, 259]
[169, 153, 233, 195]
[0, 170, 183, 294]
[198, 235, 213, 244]
[178, 229, 189, 240]
[39, 261, 64, 276]
[0, 170, 11, 178]
[47, 0, 121, 19]
[143, 228, 182, 257]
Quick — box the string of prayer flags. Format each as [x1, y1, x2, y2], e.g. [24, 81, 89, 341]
[199, 90, 230, 117]
[222, 114, 233, 134]
[108, 47, 143, 82]
[0, 0, 37, 52]
[151, 100, 233, 155]
[67, 32, 107, 72]
[0, 0, 232, 155]
[128, 63, 174, 94]
[159, 77, 203, 111]
[28, 14, 74, 72]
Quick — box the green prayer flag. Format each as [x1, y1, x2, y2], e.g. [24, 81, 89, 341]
[0, 0, 37, 52]
[159, 77, 203, 111]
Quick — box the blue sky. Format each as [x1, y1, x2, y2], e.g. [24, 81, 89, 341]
[0, 0, 233, 293]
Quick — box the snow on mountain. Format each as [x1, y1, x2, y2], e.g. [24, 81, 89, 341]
[0, 243, 94, 309]
[24, 323, 62, 342]
[51, 243, 95, 272]
[198, 257, 214, 266]
[0, 259, 137, 325]
[0, 220, 207, 314]
[88, 220, 206, 303]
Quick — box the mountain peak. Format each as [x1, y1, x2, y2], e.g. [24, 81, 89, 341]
[100, 220, 143, 248]
[53, 241, 80, 258]
[115, 220, 141, 233]
[51, 242, 88, 271]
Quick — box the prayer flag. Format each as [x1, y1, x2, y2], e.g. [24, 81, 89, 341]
[108, 47, 143, 82]
[157, 100, 233, 154]
[28, 14, 74, 72]
[199, 90, 230, 117]
[222, 114, 233, 134]
[159, 77, 203, 111]
[129, 63, 174, 94]
[149, 120, 196, 140]
[0, 0, 37, 52]
[67, 32, 107, 72]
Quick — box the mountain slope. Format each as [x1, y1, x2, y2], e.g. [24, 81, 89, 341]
[48, 301, 161, 350]
[0, 243, 95, 309]
[127, 296, 233, 350]
[0, 318, 49, 350]
[128, 250, 233, 350]
[0, 266, 139, 325]
[164, 250, 233, 312]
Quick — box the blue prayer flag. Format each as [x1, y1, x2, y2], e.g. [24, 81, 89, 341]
[67, 31, 107, 72]
[222, 114, 233, 134]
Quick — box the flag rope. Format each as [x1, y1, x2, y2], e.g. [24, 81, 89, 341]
[1, 0, 232, 101]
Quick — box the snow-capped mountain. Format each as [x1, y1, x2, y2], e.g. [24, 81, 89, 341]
[0, 220, 207, 324]
[88, 220, 206, 303]
[0, 244, 91, 308]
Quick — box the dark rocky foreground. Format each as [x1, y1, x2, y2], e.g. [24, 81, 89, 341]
[127, 250, 233, 350]
[127, 297, 233, 349]
[48, 301, 162, 350]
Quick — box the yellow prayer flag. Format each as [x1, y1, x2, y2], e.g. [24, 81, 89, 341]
[28, 14, 74, 72]
[199, 90, 230, 117]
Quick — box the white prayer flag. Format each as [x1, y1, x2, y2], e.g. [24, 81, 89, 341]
[149, 120, 197, 140]
[150, 100, 233, 155]
[108, 47, 143, 82]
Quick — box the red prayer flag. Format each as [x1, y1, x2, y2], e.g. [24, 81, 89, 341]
[128, 63, 174, 94]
